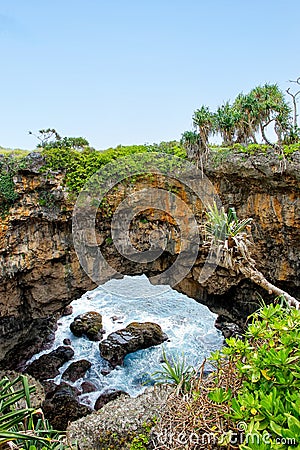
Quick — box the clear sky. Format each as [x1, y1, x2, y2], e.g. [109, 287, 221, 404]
[1, 0, 299, 150]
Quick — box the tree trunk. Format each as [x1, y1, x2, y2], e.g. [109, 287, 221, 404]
[240, 264, 299, 309]
[260, 122, 273, 146]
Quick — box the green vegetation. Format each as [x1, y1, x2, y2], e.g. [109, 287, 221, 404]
[129, 419, 157, 450]
[182, 79, 300, 167]
[152, 347, 196, 393]
[0, 156, 25, 217]
[217, 303, 300, 449]
[0, 374, 68, 449]
[155, 302, 300, 449]
[40, 140, 186, 194]
[0, 146, 30, 157]
[204, 203, 299, 309]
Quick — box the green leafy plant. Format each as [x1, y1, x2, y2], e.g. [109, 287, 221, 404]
[152, 348, 196, 393]
[0, 374, 68, 449]
[208, 303, 300, 449]
[40, 141, 186, 195]
[0, 156, 22, 217]
[155, 303, 300, 449]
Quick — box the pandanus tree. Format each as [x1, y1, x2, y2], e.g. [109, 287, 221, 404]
[233, 92, 260, 144]
[214, 102, 241, 146]
[181, 130, 202, 169]
[192, 106, 214, 156]
[204, 203, 300, 309]
[250, 84, 291, 146]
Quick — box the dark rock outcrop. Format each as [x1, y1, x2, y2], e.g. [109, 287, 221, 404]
[215, 315, 244, 339]
[61, 359, 92, 383]
[81, 380, 97, 394]
[94, 388, 129, 411]
[25, 346, 74, 381]
[42, 382, 92, 430]
[99, 322, 168, 367]
[70, 311, 104, 341]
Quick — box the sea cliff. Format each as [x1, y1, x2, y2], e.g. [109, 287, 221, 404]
[0, 150, 299, 368]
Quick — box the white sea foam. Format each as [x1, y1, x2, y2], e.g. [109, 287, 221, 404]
[28, 275, 223, 407]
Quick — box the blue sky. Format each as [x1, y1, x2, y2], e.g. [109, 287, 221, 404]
[1, 0, 299, 150]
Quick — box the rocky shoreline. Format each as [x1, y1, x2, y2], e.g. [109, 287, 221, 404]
[22, 314, 169, 430]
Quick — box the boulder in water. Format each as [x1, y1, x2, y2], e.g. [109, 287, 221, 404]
[70, 311, 104, 341]
[99, 322, 168, 367]
[61, 359, 92, 383]
[81, 380, 98, 394]
[25, 346, 74, 381]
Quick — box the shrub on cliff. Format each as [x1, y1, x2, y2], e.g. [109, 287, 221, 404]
[40, 141, 186, 194]
[204, 203, 299, 309]
[0, 156, 27, 217]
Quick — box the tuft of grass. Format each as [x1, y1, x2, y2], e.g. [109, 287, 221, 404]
[152, 347, 196, 393]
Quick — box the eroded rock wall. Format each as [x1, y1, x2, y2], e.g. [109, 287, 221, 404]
[0, 151, 299, 368]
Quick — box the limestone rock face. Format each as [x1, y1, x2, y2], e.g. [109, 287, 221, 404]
[70, 311, 104, 341]
[0, 151, 300, 368]
[67, 385, 172, 449]
[99, 322, 168, 367]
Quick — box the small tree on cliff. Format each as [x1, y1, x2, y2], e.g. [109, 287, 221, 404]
[29, 129, 90, 151]
[204, 203, 299, 309]
[181, 130, 203, 169]
[192, 106, 214, 155]
[28, 128, 61, 147]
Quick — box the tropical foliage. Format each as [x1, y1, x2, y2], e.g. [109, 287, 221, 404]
[152, 347, 196, 393]
[0, 374, 68, 449]
[204, 203, 300, 309]
[40, 140, 186, 193]
[153, 302, 300, 449]
[182, 80, 300, 163]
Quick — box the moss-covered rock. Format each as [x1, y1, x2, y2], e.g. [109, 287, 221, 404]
[70, 311, 104, 341]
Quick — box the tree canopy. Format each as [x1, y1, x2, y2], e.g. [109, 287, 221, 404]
[182, 81, 300, 167]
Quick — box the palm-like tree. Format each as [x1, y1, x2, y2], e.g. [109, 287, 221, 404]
[192, 106, 214, 155]
[233, 92, 260, 144]
[251, 84, 291, 146]
[214, 102, 241, 146]
[204, 203, 299, 309]
[181, 130, 202, 167]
